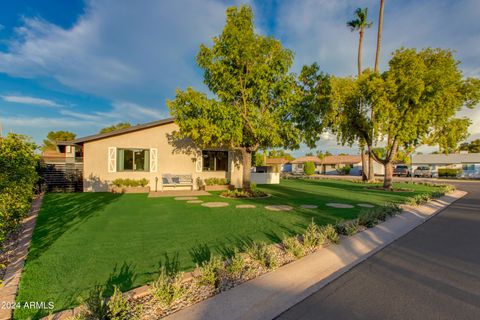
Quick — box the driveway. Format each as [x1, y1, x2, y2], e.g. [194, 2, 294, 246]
[276, 181, 480, 320]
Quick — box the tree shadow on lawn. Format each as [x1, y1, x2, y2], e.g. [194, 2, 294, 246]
[26, 193, 123, 263]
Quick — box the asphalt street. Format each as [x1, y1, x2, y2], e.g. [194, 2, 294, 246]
[276, 181, 480, 320]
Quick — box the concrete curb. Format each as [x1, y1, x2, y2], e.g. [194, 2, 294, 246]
[0, 193, 44, 320]
[164, 190, 467, 320]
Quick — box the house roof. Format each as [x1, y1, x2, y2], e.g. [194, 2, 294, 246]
[265, 158, 290, 165]
[291, 155, 362, 165]
[412, 153, 480, 164]
[321, 155, 362, 165]
[73, 118, 175, 144]
[291, 156, 323, 164]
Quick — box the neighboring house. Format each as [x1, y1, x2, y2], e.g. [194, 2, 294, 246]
[265, 158, 292, 172]
[68, 118, 244, 192]
[41, 142, 83, 168]
[291, 156, 323, 174]
[291, 154, 384, 175]
[411, 152, 480, 178]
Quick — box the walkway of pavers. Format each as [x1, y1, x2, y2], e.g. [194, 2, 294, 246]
[164, 190, 466, 320]
[0, 194, 44, 320]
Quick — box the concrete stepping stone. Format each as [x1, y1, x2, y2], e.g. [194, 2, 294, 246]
[187, 200, 204, 204]
[300, 205, 318, 209]
[357, 203, 375, 208]
[201, 202, 229, 208]
[326, 203, 354, 208]
[175, 196, 198, 200]
[236, 204, 256, 209]
[265, 205, 294, 211]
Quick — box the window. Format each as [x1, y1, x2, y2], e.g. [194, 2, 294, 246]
[117, 149, 150, 171]
[463, 164, 475, 171]
[202, 150, 228, 171]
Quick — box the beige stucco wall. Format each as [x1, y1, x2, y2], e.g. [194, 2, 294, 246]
[82, 122, 243, 191]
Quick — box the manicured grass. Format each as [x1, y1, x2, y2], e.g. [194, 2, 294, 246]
[15, 179, 442, 319]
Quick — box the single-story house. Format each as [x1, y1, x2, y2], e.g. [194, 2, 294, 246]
[265, 158, 292, 172]
[411, 153, 480, 178]
[61, 118, 244, 192]
[291, 154, 384, 175]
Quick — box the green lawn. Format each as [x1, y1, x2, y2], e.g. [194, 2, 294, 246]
[15, 179, 442, 319]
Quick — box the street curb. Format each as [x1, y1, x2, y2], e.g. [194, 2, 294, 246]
[164, 190, 467, 320]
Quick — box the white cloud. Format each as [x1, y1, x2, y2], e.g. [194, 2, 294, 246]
[0, 0, 229, 108]
[2, 95, 60, 107]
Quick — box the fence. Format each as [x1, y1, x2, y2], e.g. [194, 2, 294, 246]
[40, 163, 83, 192]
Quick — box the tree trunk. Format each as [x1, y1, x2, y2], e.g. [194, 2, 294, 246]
[374, 0, 385, 72]
[361, 147, 367, 181]
[241, 148, 252, 190]
[383, 161, 393, 190]
[358, 30, 363, 76]
[368, 148, 375, 181]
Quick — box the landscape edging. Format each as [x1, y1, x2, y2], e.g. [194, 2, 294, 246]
[0, 193, 44, 320]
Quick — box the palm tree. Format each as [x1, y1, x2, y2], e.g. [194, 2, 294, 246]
[374, 0, 385, 72]
[347, 8, 373, 76]
[347, 8, 372, 181]
[368, 0, 385, 181]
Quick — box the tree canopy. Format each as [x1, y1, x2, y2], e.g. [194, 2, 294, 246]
[42, 131, 76, 151]
[296, 48, 480, 188]
[459, 139, 480, 153]
[168, 5, 301, 188]
[99, 122, 132, 134]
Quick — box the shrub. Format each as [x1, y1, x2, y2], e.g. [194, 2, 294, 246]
[336, 165, 352, 175]
[321, 224, 340, 244]
[220, 188, 268, 198]
[204, 178, 230, 186]
[0, 134, 38, 247]
[84, 285, 108, 320]
[198, 256, 224, 287]
[150, 267, 185, 307]
[407, 193, 432, 206]
[245, 242, 278, 270]
[282, 235, 305, 258]
[302, 220, 327, 249]
[358, 210, 379, 228]
[112, 178, 149, 188]
[335, 220, 359, 236]
[225, 250, 248, 280]
[303, 161, 316, 175]
[438, 168, 461, 177]
[107, 286, 130, 320]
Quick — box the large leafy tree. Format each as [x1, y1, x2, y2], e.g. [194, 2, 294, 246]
[99, 122, 132, 134]
[42, 130, 76, 151]
[168, 5, 300, 188]
[333, 48, 480, 189]
[459, 139, 480, 153]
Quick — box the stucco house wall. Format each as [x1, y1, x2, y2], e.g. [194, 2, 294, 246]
[81, 121, 243, 192]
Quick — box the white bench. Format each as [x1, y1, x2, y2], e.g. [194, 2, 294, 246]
[161, 174, 194, 191]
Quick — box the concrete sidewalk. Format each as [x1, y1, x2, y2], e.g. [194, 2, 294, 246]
[165, 190, 466, 320]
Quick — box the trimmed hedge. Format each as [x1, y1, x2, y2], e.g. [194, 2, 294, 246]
[204, 178, 229, 186]
[112, 178, 149, 188]
[438, 168, 461, 177]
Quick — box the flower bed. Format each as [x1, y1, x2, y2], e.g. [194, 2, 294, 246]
[220, 188, 269, 198]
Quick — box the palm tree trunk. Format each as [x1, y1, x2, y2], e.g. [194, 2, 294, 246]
[357, 30, 363, 76]
[368, 0, 385, 182]
[374, 0, 385, 72]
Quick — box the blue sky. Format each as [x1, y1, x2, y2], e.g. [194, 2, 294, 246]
[0, 0, 479, 155]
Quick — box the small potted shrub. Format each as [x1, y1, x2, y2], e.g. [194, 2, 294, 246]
[111, 178, 150, 193]
[203, 178, 231, 191]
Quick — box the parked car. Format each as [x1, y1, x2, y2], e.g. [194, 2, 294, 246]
[394, 165, 411, 177]
[414, 166, 433, 178]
